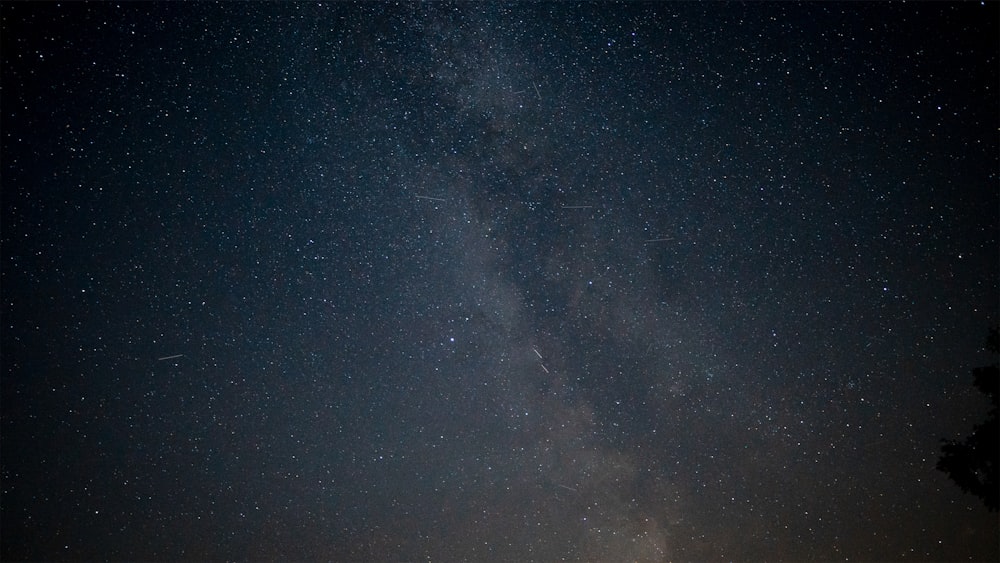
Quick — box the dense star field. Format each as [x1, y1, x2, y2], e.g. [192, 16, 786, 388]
[2, 2, 998, 561]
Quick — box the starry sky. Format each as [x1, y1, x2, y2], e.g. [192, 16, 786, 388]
[2, 2, 998, 561]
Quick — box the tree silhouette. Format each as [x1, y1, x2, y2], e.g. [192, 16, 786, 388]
[937, 326, 999, 512]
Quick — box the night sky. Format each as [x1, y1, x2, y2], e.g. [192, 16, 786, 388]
[2, 2, 998, 561]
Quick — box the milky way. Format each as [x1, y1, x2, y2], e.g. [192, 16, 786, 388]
[2, 3, 997, 561]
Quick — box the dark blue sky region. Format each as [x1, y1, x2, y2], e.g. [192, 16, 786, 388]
[2, 2, 997, 561]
